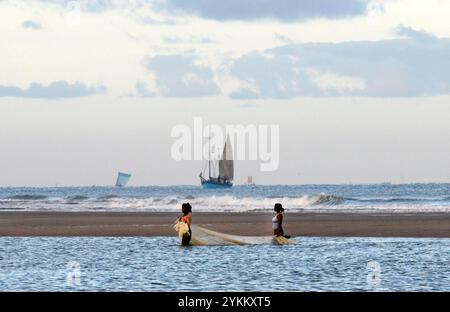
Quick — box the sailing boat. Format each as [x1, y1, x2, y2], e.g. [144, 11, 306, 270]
[115, 172, 131, 187]
[199, 136, 233, 189]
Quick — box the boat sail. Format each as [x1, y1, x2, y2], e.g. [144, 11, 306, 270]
[200, 136, 233, 188]
[115, 172, 131, 187]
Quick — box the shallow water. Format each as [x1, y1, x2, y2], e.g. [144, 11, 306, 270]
[0, 237, 448, 291]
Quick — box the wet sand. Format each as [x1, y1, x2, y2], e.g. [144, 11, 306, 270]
[0, 211, 449, 237]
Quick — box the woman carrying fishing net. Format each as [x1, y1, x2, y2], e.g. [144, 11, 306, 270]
[174, 202, 293, 246]
[175, 203, 192, 246]
[272, 203, 290, 239]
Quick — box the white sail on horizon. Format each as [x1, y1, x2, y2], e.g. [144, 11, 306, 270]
[115, 172, 131, 187]
[219, 136, 234, 181]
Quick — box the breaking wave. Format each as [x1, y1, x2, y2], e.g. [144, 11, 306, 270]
[0, 193, 345, 211]
[309, 193, 345, 205]
[1, 185, 450, 213]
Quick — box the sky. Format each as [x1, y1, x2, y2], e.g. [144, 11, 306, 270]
[1, 0, 450, 186]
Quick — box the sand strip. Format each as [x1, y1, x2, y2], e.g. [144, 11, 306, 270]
[0, 211, 449, 237]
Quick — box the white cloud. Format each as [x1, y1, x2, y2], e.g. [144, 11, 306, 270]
[160, 0, 372, 22]
[134, 82, 155, 97]
[229, 27, 450, 98]
[21, 20, 43, 30]
[0, 81, 106, 99]
[307, 69, 366, 94]
[2, 0, 450, 100]
[144, 54, 221, 97]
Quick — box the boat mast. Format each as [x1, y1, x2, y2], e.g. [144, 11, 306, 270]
[208, 129, 211, 179]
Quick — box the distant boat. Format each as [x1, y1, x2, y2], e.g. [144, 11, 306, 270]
[247, 176, 255, 185]
[115, 172, 131, 187]
[200, 136, 233, 189]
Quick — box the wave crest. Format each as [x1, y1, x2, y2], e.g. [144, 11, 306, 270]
[308, 193, 345, 205]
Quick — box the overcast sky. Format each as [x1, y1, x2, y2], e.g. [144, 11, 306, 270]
[1, 0, 450, 186]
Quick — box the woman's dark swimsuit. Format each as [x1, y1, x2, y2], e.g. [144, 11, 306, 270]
[273, 214, 291, 239]
[181, 227, 192, 246]
[179, 214, 192, 246]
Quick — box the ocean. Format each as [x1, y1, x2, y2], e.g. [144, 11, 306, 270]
[1, 184, 449, 291]
[0, 236, 448, 291]
[1, 183, 450, 213]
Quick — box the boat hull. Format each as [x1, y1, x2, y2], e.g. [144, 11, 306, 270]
[201, 180, 233, 189]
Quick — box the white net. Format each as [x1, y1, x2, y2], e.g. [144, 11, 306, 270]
[174, 222, 294, 246]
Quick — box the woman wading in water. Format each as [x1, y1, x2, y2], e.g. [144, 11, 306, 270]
[272, 203, 290, 238]
[177, 203, 192, 246]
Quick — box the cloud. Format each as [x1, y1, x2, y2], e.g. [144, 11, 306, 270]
[274, 33, 293, 44]
[229, 26, 450, 98]
[40, 0, 117, 13]
[144, 55, 221, 97]
[163, 36, 213, 44]
[134, 82, 155, 97]
[307, 69, 366, 93]
[0, 81, 106, 99]
[160, 0, 371, 22]
[22, 20, 43, 30]
[229, 52, 304, 99]
[394, 24, 437, 42]
[140, 16, 177, 25]
[230, 88, 260, 100]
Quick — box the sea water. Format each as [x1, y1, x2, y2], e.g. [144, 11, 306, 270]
[1, 184, 450, 212]
[1, 184, 448, 291]
[0, 237, 448, 291]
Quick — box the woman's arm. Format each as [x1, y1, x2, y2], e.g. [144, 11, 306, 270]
[277, 214, 283, 227]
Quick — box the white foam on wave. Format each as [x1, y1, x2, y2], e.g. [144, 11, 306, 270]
[1, 193, 450, 213]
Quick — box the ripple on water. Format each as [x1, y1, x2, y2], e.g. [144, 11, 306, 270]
[0, 237, 448, 291]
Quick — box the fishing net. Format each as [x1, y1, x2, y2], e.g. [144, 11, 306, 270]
[174, 221, 190, 242]
[174, 221, 294, 246]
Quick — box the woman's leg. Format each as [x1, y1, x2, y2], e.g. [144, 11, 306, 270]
[182, 228, 192, 246]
